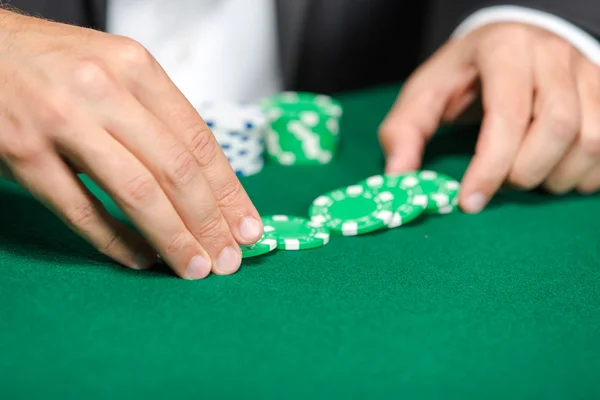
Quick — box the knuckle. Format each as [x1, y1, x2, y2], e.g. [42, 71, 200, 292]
[550, 71, 576, 93]
[99, 231, 123, 255]
[377, 119, 405, 145]
[543, 36, 574, 57]
[377, 121, 393, 139]
[413, 86, 445, 108]
[378, 114, 419, 136]
[377, 122, 394, 148]
[188, 126, 220, 166]
[163, 145, 199, 187]
[582, 84, 600, 113]
[580, 134, 600, 156]
[546, 104, 580, 139]
[591, 68, 600, 90]
[63, 201, 98, 230]
[579, 58, 600, 83]
[213, 178, 244, 209]
[121, 173, 158, 208]
[485, 110, 529, 137]
[587, 74, 600, 101]
[0, 134, 46, 163]
[506, 24, 532, 41]
[511, 107, 531, 131]
[164, 232, 190, 257]
[112, 36, 155, 72]
[195, 210, 226, 239]
[508, 169, 539, 190]
[505, 111, 530, 134]
[71, 58, 115, 98]
[477, 24, 529, 54]
[36, 94, 75, 131]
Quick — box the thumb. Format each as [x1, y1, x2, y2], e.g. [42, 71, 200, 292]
[378, 40, 474, 174]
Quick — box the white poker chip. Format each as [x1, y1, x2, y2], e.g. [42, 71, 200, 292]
[197, 101, 267, 177]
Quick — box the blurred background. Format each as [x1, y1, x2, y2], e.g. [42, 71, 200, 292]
[11, 0, 432, 95]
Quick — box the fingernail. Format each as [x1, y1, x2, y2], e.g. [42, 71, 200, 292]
[239, 217, 262, 242]
[132, 252, 157, 270]
[215, 246, 241, 275]
[464, 192, 487, 213]
[185, 255, 211, 280]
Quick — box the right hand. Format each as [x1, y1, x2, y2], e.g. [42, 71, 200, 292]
[0, 10, 264, 279]
[379, 23, 600, 213]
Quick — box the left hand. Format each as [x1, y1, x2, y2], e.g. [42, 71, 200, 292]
[379, 22, 600, 213]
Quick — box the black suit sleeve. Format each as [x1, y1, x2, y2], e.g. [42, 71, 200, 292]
[3, 0, 105, 30]
[422, 0, 600, 59]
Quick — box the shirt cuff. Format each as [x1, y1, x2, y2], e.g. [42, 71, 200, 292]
[452, 5, 600, 66]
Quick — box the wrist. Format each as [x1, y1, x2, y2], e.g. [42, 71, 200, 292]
[453, 6, 600, 66]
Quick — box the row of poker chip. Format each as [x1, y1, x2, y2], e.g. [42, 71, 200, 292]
[239, 170, 460, 258]
[309, 170, 460, 236]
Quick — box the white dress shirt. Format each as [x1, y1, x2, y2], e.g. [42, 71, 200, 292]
[107, 0, 282, 107]
[107, 1, 600, 105]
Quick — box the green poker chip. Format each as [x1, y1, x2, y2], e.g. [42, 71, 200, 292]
[362, 174, 429, 228]
[411, 170, 461, 214]
[308, 183, 395, 236]
[260, 91, 343, 166]
[262, 215, 330, 250]
[240, 234, 277, 258]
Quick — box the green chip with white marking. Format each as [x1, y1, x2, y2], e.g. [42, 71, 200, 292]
[362, 174, 429, 228]
[411, 170, 461, 214]
[309, 183, 394, 236]
[260, 91, 343, 166]
[262, 215, 330, 250]
[240, 234, 277, 258]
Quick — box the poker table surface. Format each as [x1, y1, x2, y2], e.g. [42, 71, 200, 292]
[1, 84, 600, 399]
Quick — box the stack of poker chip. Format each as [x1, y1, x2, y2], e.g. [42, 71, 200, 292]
[239, 170, 461, 259]
[197, 101, 266, 177]
[307, 170, 460, 236]
[259, 92, 343, 166]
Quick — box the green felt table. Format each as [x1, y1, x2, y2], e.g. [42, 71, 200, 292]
[1, 84, 600, 399]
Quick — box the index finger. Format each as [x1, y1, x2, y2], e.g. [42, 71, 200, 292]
[459, 32, 533, 213]
[106, 38, 263, 245]
[379, 40, 475, 174]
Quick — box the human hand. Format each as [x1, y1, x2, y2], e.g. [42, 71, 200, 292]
[0, 10, 263, 279]
[379, 22, 600, 213]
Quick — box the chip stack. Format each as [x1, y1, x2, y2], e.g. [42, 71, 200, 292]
[197, 101, 266, 177]
[308, 170, 461, 237]
[259, 92, 343, 165]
